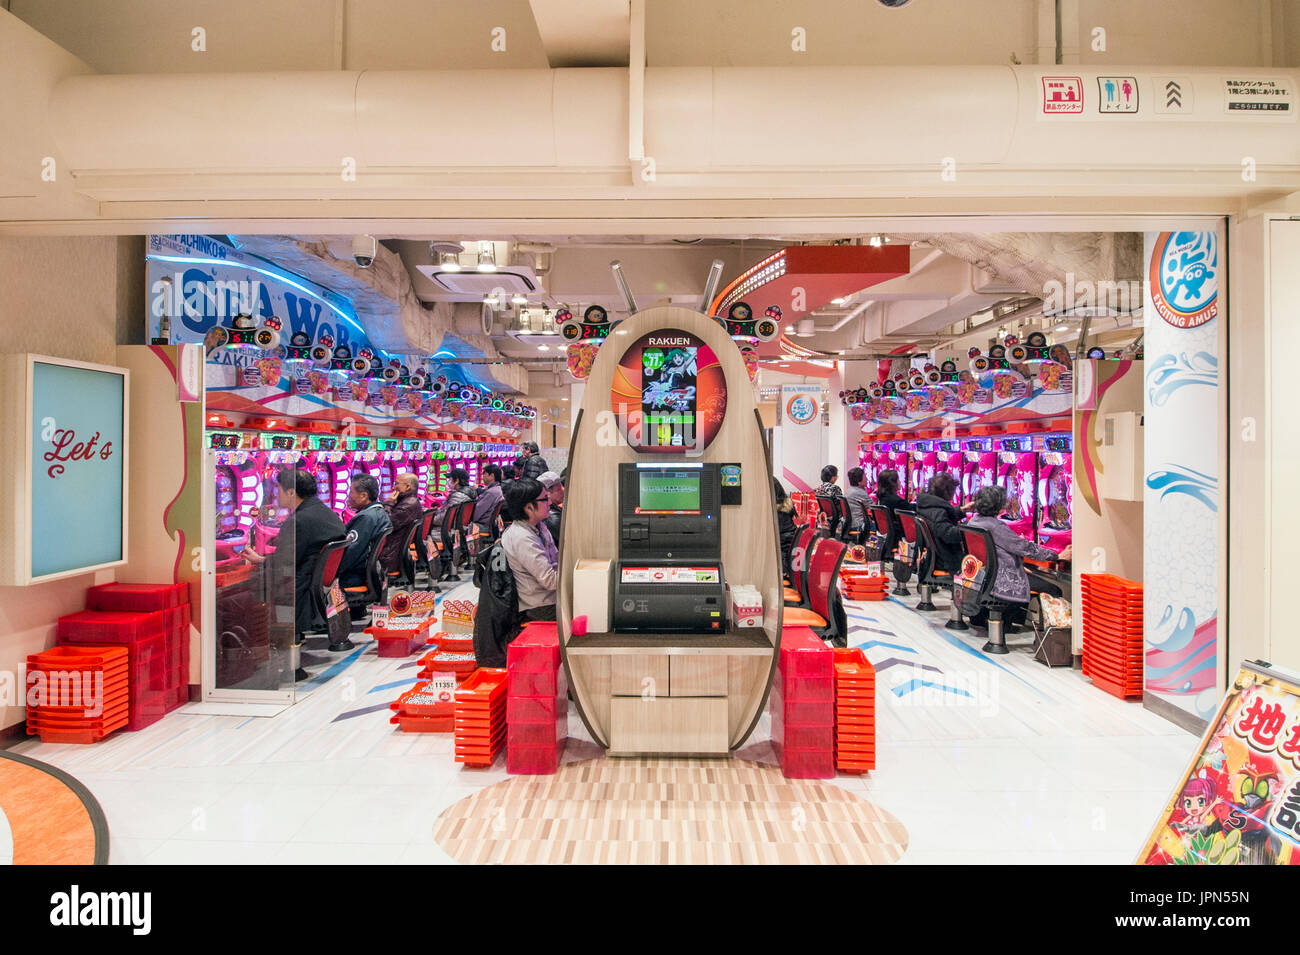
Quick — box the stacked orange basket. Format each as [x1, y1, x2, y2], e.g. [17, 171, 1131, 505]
[833, 648, 876, 773]
[453, 668, 508, 766]
[25, 646, 130, 744]
[364, 617, 433, 658]
[1080, 573, 1144, 700]
[840, 564, 890, 601]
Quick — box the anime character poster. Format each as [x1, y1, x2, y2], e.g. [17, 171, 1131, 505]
[1139, 662, 1300, 865]
[609, 329, 727, 454]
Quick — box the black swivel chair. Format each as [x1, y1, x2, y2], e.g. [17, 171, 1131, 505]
[343, 529, 392, 615]
[385, 521, 422, 591]
[912, 514, 958, 615]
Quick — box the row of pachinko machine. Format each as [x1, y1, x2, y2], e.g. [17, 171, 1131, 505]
[857, 429, 1073, 554]
[208, 422, 518, 562]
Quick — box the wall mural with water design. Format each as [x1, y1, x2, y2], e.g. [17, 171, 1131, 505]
[1143, 231, 1222, 725]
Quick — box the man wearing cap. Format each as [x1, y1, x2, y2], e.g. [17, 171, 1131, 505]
[537, 470, 565, 541]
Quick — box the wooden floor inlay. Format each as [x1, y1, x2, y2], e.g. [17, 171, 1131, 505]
[433, 759, 908, 864]
[0, 752, 106, 865]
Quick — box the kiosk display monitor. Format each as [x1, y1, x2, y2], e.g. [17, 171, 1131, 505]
[636, 469, 701, 515]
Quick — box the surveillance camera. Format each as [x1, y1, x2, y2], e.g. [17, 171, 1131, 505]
[352, 234, 377, 269]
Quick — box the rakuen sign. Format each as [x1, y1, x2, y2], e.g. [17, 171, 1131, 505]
[0, 356, 130, 585]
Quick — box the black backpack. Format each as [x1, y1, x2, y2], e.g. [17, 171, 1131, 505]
[472, 539, 521, 668]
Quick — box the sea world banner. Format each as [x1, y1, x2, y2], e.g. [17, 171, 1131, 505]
[778, 384, 823, 492]
[1143, 230, 1222, 726]
[145, 234, 378, 358]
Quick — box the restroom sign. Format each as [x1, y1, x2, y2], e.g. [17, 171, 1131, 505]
[1097, 76, 1138, 114]
[1042, 76, 1084, 114]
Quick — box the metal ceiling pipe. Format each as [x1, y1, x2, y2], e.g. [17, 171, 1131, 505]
[698, 259, 725, 315]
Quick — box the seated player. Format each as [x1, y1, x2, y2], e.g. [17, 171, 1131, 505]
[338, 474, 393, 593]
[774, 478, 798, 581]
[501, 477, 559, 623]
[844, 467, 873, 542]
[380, 472, 423, 575]
[966, 485, 1072, 629]
[538, 470, 564, 541]
[915, 472, 966, 574]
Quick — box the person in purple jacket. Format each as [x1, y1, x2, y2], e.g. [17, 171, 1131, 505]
[966, 485, 1071, 629]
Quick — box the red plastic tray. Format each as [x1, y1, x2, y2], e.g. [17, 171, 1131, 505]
[455, 667, 508, 702]
[86, 582, 187, 613]
[27, 720, 127, 744]
[391, 681, 456, 716]
[28, 645, 129, 670]
[772, 670, 834, 703]
[390, 712, 454, 733]
[427, 632, 474, 653]
[507, 694, 568, 724]
[58, 610, 167, 644]
[507, 720, 564, 746]
[772, 744, 835, 779]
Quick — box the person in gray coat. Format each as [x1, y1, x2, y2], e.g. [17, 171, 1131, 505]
[966, 485, 1071, 628]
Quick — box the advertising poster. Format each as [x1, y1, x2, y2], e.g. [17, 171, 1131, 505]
[778, 384, 823, 492]
[1142, 231, 1221, 724]
[1139, 662, 1300, 865]
[609, 329, 727, 454]
[29, 358, 128, 580]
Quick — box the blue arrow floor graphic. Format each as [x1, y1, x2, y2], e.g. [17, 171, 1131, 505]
[331, 701, 393, 722]
[852, 639, 916, 654]
[874, 657, 941, 674]
[892, 678, 973, 699]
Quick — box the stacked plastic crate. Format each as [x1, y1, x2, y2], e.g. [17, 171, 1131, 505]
[57, 610, 169, 731]
[85, 583, 191, 711]
[1080, 573, 1144, 700]
[25, 646, 130, 743]
[832, 648, 876, 773]
[453, 668, 508, 766]
[506, 622, 567, 775]
[769, 626, 835, 779]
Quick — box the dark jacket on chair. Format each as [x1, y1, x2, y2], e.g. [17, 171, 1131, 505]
[777, 499, 798, 579]
[381, 489, 423, 573]
[875, 488, 914, 544]
[915, 492, 965, 573]
[339, 502, 393, 587]
[472, 539, 520, 668]
[523, 454, 550, 480]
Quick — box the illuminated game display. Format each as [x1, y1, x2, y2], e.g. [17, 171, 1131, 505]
[963, 437, 996, 501]
[308, 434, 351, 514]
[610, 329, 727, 454]
[210, 431, 258, 562]
[934, 439, 965, 505]
[887, 442, 910, 497]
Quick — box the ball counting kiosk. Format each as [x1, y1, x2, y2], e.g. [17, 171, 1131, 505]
[560, 305, 783, 757]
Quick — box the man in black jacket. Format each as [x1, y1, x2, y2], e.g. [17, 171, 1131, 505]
[521, 441, 550, 480]
[915, 472, 965, 573]
[243, 468, 346, 639]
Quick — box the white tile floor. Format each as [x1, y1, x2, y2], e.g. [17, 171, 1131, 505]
[9, 583, 1199, 864]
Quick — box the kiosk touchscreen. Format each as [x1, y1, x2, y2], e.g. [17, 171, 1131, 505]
[612, 462, 727, 632]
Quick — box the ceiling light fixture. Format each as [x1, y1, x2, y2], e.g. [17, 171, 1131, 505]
[869, 235, 883, 248]
[537, 344, 550, 351]
[439, 251, 461, 272]
[831, 298, 847, 306]
[511, 294, 527, 305]
[476, 242, 497, 273]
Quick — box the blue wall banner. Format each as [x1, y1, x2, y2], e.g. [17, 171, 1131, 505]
[0, 356, 130, 584]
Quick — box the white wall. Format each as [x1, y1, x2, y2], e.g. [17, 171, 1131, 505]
[0, 235, 143, 732]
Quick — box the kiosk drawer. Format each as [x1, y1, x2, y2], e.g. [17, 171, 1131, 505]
[608, 697, 728, 754]
[669, 656, 727, 696]
[610, 655, 670, 697]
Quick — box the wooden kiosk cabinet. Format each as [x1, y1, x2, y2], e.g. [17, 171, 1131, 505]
[558, 305, 783, 757]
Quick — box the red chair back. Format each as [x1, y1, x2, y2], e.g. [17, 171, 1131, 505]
[419, 508, 437, 539]
[806, 537, 849, 623]
[454, 499, 476, 530]
[790, 523, 818, 599]
[869, 505, 891, 536]
[318, 538, 347, 589]
[897, 511, 919, 545]
[959, 525, 990, 564]
[815, 495, 838, 519]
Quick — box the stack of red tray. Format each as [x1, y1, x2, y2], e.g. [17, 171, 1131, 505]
[363, 618, 433, 658]
[833, 648, 876, 773]
[839, 565, 890, 601]
[86, 583, 191, 711]
[25, 646, 130, 744]
[1080, 573, 1144, 700]
[389, 679, 456, 732]
[454, 668, 508, 766]
[57, 609, 169, 731]
[770, 626, 835, 779]
[506, 622, 567, 775]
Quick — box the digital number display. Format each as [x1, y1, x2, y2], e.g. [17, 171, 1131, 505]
[268, 434, 295, 450]
[209, 432, 240, 449]
[1046, 436, 1071, 451]
[402, 440, 422, 451]
[315, 436, 337, 451]
[351, 438, 370, 451]
[1001, 439, 1022, 451]
[377, 438, 399, 451]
